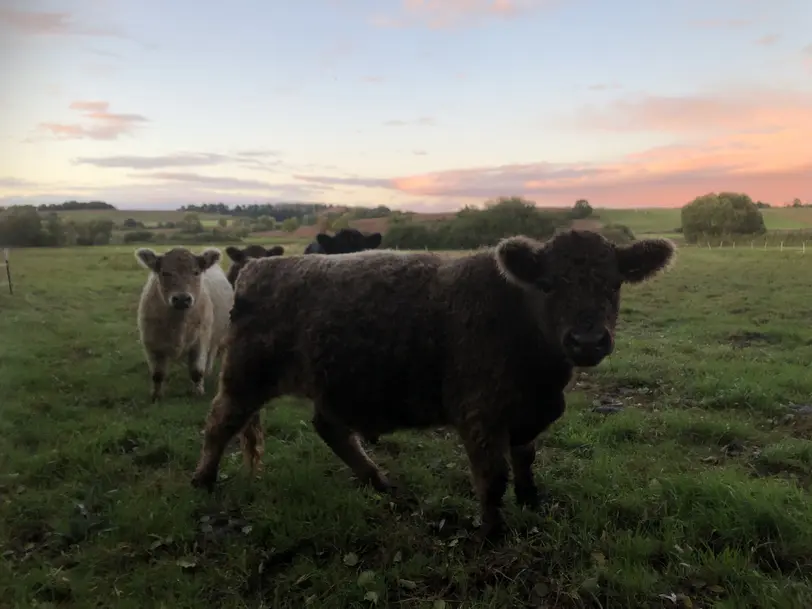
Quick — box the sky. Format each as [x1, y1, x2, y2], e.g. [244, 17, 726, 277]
[1, 0, 811, 212]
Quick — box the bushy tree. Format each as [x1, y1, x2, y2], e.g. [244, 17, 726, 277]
[571, 199, 593, 219]
[383, 196, 569, 250]
[0, 206, 48, 246]
[179, 213, 204, 233]
[681, 192, 766, 243]
[281, 217, 299, 232]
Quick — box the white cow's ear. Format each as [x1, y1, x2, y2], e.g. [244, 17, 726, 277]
[135, 248, 161, 271]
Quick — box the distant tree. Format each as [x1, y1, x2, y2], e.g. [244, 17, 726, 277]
[37, 200, 116, 211]
[281, 217, 299, 232]
[571, 199, 593, 219]
[791, 198, 803, 208]
[0, 206, 47, 246]
[123, 218, 138, 229]
[179, 213, 204, 233]
[681, 192, 766, 243]
[218, 217, 229, 228]
[754, 201, 771, 209]
[383, 196, 570, 250]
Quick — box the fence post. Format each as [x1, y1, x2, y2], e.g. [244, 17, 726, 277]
[803, 242, 806, 254]
[732, 241, 735, 249]
[764, 240, 767, 250]
[780, 241, 784, 252]
[750, 241, 754, 249]
[707, 241, 711, 249]
[3, 248, 11, 295]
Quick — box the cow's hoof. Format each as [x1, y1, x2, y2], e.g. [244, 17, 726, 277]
[515, 484, 540, 510]
[191, 471, 217, 492]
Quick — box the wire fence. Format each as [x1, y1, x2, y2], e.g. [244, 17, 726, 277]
[682, 240, 808, 252]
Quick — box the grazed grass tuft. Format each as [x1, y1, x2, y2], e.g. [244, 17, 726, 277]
[1, 245, 811, 607]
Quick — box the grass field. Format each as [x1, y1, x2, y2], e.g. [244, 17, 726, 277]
[2, 244, 812, 608]
[597, 208, 812, 236]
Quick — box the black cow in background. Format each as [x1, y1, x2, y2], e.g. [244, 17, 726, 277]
[303, 228, 383, 255]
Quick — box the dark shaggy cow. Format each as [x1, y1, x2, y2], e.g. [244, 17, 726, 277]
[225, 244, 285, 288]
[302, 228, 382, 255]
[191, 230, 676, 538]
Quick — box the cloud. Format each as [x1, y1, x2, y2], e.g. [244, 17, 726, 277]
[0, 8, 122, 38]
[413, 150, 428, 155]
[690, 18, 752, 28]
[293, 174, 390, 188]
[0, 177, 39, 189]
[587, 82, 622, 91]
[754, 33, 780, 46]
[293, 89, 812, 207]
[73, 150, 281, 171]
[129, 172, 299, 192]
[38, 101, 147, 141]
[384, 116, 436, 127]
[362, 75, 386, 83]
[567, 90, 811, 135]
[371, 0, 556, 30]
[803, 43, 812, 70]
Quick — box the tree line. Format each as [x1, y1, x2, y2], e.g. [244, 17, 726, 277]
[36, 201, 117, 212]
[0, 207, 116, 247]
[379, 197, 627, 250]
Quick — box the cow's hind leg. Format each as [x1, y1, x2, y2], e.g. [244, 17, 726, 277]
[510, 440, 539, 509]
[192, 387, 266, 490]
[238, 412, 264, 473]
[312, 409, 390, 492]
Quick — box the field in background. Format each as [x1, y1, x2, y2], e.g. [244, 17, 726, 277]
[1, 244, 811, 608]
[597, 207, 812, 236]
[43, 206, 812, 246]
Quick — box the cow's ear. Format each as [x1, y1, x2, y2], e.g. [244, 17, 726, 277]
[135, 248, 161, 272]
[225, 246, 244, 263]
[616, 238, 676, 284]
[495, 236, 546, 288]
[197, 247, 222, 271]
[316, 233, 334, 252]
[365, 232, 382, 249]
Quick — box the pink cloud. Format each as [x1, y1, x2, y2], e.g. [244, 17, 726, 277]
[371, 0, 555, 29]
[294, 90, 812, 207]
[754, 33, 780, 46]
[568, 90, 811, 135]
[38, 101, 148, 141]
[0, 8, 121, 37]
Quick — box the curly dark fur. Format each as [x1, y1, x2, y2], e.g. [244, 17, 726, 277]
[225, 244, 284, 287]
[192, 229, 676, 538]
[302, 228, 382, 255]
